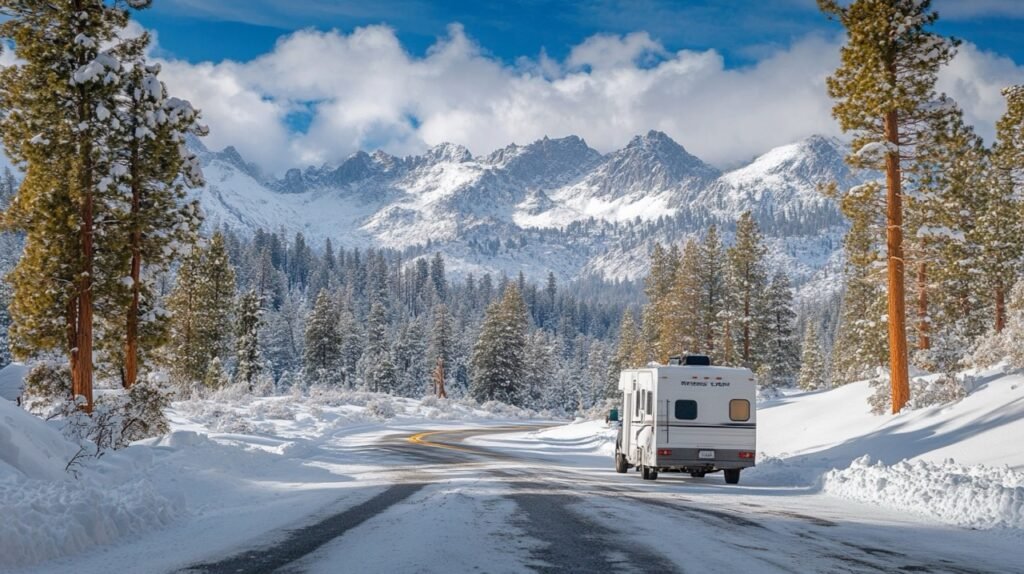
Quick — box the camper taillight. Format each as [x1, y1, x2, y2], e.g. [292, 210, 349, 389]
[657, 449, 672, 456]
[738, 451, 755, 460]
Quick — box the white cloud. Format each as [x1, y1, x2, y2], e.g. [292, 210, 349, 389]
[110, 25, 1024, 173]
[938, 43, 1024, 143]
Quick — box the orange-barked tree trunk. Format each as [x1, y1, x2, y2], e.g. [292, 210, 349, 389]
[433, 357, 447, 399]
[71, 25, 95, 412]
[884, 109, 910, 414]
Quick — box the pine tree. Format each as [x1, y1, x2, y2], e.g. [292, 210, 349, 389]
[338, 303, 363, 388]
[797, 324, 827, 390]
[644, 243, 677, 362]
[102, 33, 206, 389]
[427, 303, 454, 395]
[263, 292, 304, 379]
[831, 185, 890, 384]
[982, 86, 1024, 334]
[726, 213, 769, 368]
[303, 290, 341, 386]
[610, 310, 639, 393]
[364, 301, 394, 392]
[698, 226, 728, 360]
[166, 233, 236, 386]
[470, 286, 529, 406]
[0, 0, 155, 411]
[393, 317, 426, 397]
[202, 356, 229, 390]
[667, 238, 703, 356]
[910, 108, 989, 369]
[234, 290, 263, 389]
[763, 272, 800, 383]
[819, 0, 957, 412]
[429, 252, 447, 300]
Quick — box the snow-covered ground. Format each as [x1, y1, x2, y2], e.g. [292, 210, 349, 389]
[3, 367, 1024, 572]
[1, 389, 550, 572]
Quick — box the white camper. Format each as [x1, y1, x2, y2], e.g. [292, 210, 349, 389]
[612, 355, 756, 483]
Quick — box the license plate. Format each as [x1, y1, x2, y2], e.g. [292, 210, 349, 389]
[698, 450, 715, 459]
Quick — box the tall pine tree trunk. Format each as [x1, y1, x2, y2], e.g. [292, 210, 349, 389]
[884, 109, 910, 414]
[433, 357, 447, 398]
[995, 282, 1006, 333]
[917, 261, 929, 350]
[72, 73, 95, 412]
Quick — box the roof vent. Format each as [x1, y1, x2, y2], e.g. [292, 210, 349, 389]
[669, 354, 711, 366]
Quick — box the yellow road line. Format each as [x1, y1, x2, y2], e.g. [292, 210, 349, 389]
[407, 425, 550, 455]
[406, 430, 481, 454]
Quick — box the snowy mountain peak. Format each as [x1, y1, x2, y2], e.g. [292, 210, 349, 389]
[485, 135, 602, 186]
[422, 142, 473, 164]
[579, 130, 719, 201]
[723, 134, 851, 190]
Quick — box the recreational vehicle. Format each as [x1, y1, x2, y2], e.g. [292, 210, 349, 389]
[612, 355, 757, 483]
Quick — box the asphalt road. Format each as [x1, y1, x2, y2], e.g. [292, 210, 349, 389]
[179, 426, 1021, 574]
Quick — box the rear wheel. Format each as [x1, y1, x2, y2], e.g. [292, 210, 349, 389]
[648, 468, 658, 480]
[615, 452, 628, 474]
[724, 469, 741, 485]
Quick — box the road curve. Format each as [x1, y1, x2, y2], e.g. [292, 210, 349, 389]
[177, 424, 1016, 574]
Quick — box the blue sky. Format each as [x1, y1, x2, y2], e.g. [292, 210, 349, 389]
[102, 0, 1024, 174]
[138, 0, 1024, 67]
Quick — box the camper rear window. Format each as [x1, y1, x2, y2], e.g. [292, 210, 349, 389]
[729, 399, 750, 422]
[674, 400, 697, 420]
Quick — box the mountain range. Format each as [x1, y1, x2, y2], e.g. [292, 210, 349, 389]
[190, 130, 862, 300]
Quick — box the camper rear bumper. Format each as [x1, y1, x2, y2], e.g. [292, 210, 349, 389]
[653, 448, 756, 470]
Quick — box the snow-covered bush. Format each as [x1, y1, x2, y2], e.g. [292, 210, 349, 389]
[866, 368, 892, 414]
[251, 373, 276, 397]
[870, 368, 970, 414]
[756, 384, 783, 404]
[21, 359, 75, 419]
[118, 373, 173, 445]
[21, 361, 172, 450]
[904, 374, 968, 410]
[207, 380, 256, 403]
[366, 397, 396, 420]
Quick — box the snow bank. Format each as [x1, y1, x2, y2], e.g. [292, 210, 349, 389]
[0, 397, 77, 482]
[758, 371, 1024, 471]
[0, 362, 28, 402]
[824, 456, 1024, 530]
[0, 474, 182, 568]
[0, 399, 183, 569]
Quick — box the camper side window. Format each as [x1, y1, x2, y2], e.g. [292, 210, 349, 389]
[729, 399, 750, 422]
[674, 400, 697, 420]
[635, 391, 641, 418]
[646, 391, 652, 415]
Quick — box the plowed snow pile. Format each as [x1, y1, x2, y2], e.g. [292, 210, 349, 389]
[823, 456, 1024, 529]
[0, 399, 182, 568]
